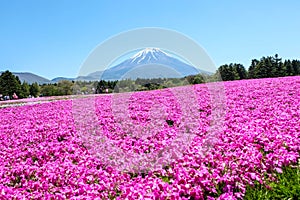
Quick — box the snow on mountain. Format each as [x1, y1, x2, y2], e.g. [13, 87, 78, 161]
[5, 48, 211, 83]
[130, 48, 166, 64]
[101, 47, 203, 80]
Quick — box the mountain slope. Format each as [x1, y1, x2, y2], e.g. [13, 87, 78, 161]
[100, 48, 206, 80]
[51, 77, 75, 83]
[0, 72, 51, 84]
[2, 48, 211, 83]
[14, 72, 51, 84]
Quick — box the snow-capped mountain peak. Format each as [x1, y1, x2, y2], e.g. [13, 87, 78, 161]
[101, 47, 205, 80]
[130, 48, 169, 64]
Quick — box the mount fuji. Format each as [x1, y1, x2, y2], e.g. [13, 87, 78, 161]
[98, 48, 206, 80]
[3, 48, 211, 83]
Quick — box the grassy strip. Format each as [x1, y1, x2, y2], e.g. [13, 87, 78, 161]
[244, 165, 300, 199]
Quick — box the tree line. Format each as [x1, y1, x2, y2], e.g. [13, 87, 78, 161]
[0, 71, 79, 100]
[0, 71, 40, 100]
[1, 54, 300, 100]
[217, 54, 300, 81]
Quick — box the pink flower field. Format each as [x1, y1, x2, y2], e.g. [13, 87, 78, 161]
[0, 76, 299, 199]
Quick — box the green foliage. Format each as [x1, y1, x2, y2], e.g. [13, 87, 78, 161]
[95, 80, 118, 93]
[40, 80, 75, 96]
[0, 70, 22, 98]
[284, 60, 295, 76]
[217, 63, 247, 81]
[246, 54, 300, 79]
[161, 175, 172, 183]
[234, 63, 248, 79]
[72, 80, 96, 95]
[29, 82, 40, 97]
[292, 60, 300, 75]
[19, 82, 30, 98]
[248, 59, 259, 79]
[214, 55, 300, 81]
[96, 77, 193, 93]
[185, 74, 205, 84]
[2, 54, 300, 100]
[166, 119, 174, 126]
[40, 84, 58, 96]
[57, 80, 74, 95]
[244, 166, 300, 199]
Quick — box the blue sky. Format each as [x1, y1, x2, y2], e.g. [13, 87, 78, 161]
[0, 0, 299, 79]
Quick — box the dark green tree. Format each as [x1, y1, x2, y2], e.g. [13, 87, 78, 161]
[19, 81, 30, 98]
[57, 80, 73, 95]
[233, 64, 247, 79]
[192, 75, 205, 84]
[0, 70, 22, 98]
[272, 54, 284, 77]
[283, 60, 295, 76]
[292, 60, 300, 75]
[96, 80, 107, 93]
[40, 84, 58, 96]
[217, 64, 235, 81]
[248, 59, 259, 79]
[185, 74, 205, 84]
[30, 82, 40, 97]
[217, 63, 246, 81]
[254, 57, 273, 78]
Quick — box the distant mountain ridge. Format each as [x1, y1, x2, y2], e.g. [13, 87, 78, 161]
[0, 72, 51, 84]
[51, 77, 75, 82]
[1, 48, 211, 83]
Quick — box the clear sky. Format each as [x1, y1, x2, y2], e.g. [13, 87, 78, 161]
[0, 0, 299, 79]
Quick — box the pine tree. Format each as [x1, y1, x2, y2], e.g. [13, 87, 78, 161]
[20, 81, 30, 98]
[234, 64, 247, 79]
[248, 59, 259, 79]
[0, 70, 22, 98]
[283, 60, 294, 76]
[272, 54, 283, 77]
[30, 82, 40, 97]
[292, 60, 300, 75]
